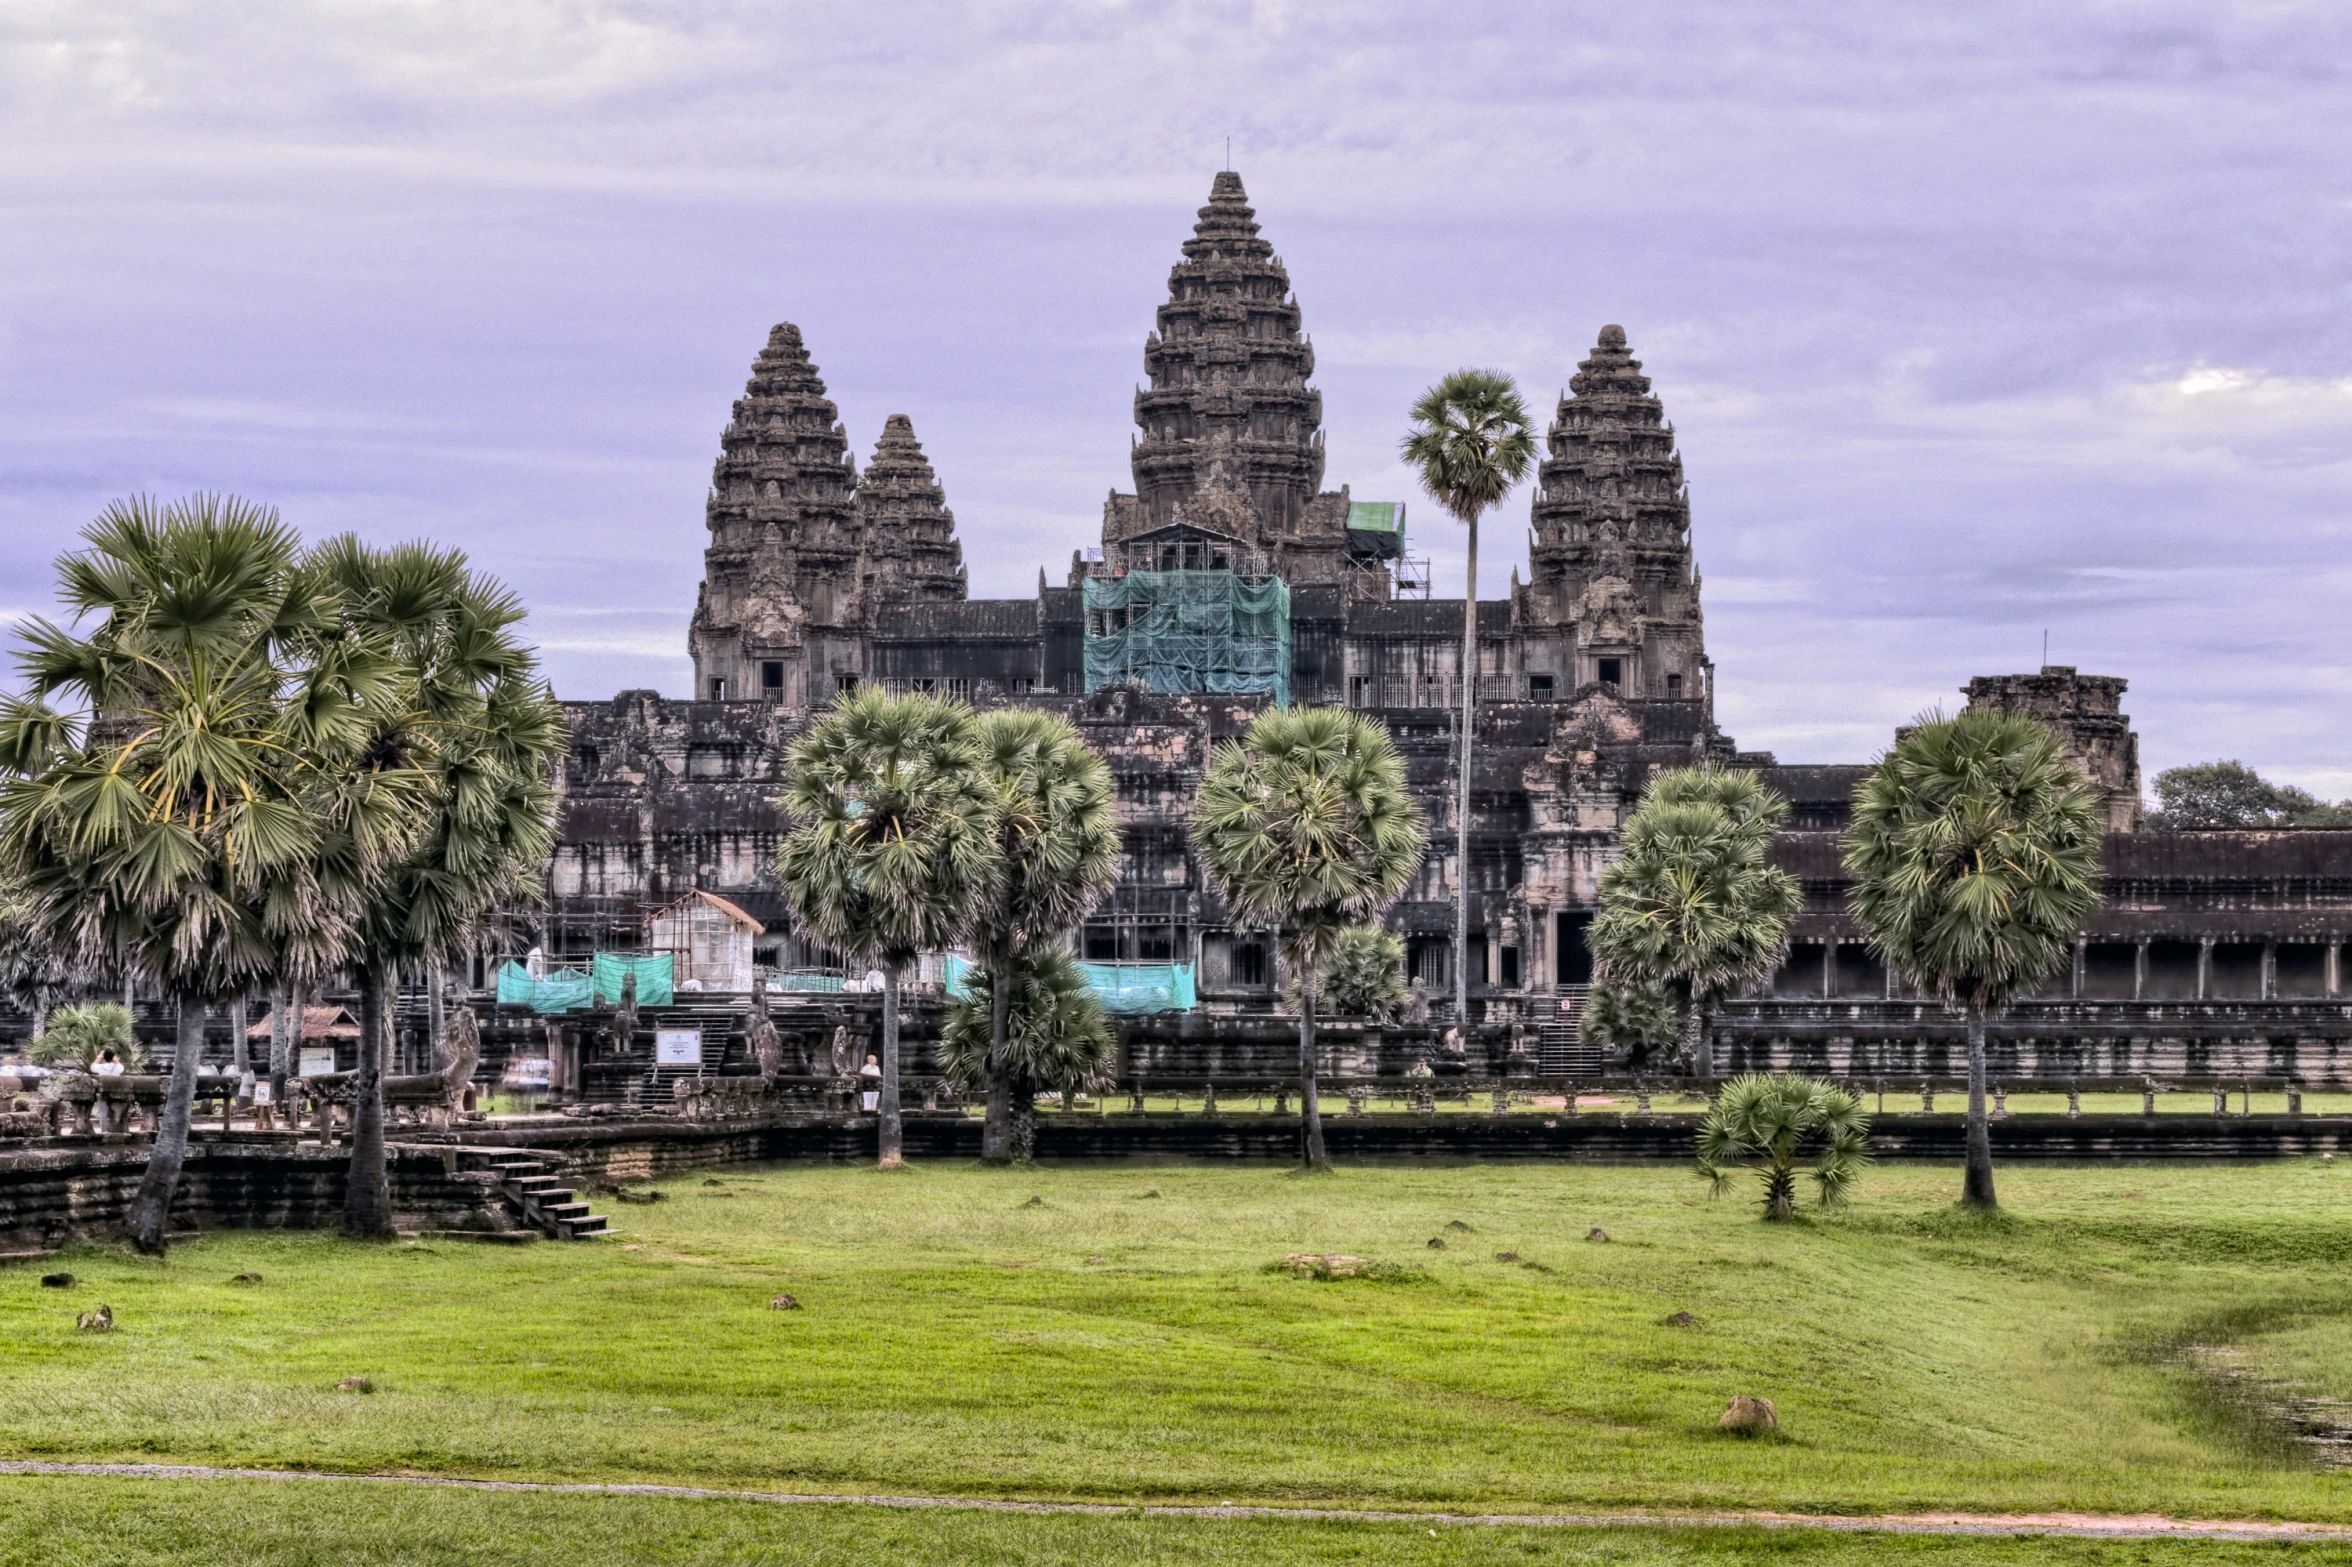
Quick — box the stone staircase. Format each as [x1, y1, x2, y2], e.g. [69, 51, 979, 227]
[460, 1148, 612, 1240]
[1539, 986, 1601, 1078]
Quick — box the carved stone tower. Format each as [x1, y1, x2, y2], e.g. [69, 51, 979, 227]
[858, 414, 967, 605]
[1099, 171, 1352, 583]
[1523, 325, 1709, 705]
[1961, 667, 2145, 833]
[688, 322, 865, 707]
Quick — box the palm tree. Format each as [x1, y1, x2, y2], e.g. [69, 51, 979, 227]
[0, 496, 398, 1253]
[1845, 710, 2103, 1210]
[1696, 1073, 1871, 1220]
[1191, 707, 1426, 1171]
[308, 537, 562, 1238]
[1589, 766, 1801, 1082]
[29, 1002, 141, 1072]
[968, 709, 1120, 1166]
[1402, 370, 1535, 1028]
[941, 947, 1113, 1162]
[778, 689, 999, 1170]
[1578, 978, 1683, 1070]
[1316, 926, 1410, 1024]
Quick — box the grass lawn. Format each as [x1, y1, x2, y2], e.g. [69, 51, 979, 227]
[7, 1159, 2352, 1557]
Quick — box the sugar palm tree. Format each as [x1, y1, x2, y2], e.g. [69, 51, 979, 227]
[1589, 767, 1800, 1082]
[1191, 707, 1426, 1171]
[0, 496, 404, 1253]
[1578, 977, 1683, 1069]
[1696, 1073, 1871, 1220]
[941, 947, 1113, 1162]
[1845, 710, 2103, 1210]
[967, 709, 1120, 1166]
[308, 537, 562, 1237]
[1402, 370, 1535, 1028]
[1316, 925, 1410, 1024]
[29, 1002, 141, 1073]
[778, 689, 999, 1169]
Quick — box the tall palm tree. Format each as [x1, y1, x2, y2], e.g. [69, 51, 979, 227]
[778, 689, 999, 1170]
[1402, 370, 1535, 1027]
[1589, 767, 1801, 1082]
[0, 496, 403, 1253]
[1845, 710, 2102, 1210]
[968, 709, 1120, 1166]
[308, 537, 561, 1238]
[941, 947, 1114, 1162]
[1191, 707, 1426, 1171]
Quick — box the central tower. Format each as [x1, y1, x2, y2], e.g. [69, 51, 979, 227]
[1097, 171, 1354, 585]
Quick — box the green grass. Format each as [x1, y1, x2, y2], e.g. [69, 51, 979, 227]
[1, 1478, 2345, 1566]
[8, 1161, 2352, 1548]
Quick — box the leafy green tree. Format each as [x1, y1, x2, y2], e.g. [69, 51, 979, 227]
[1191, 707, 1426, 1171]
[1578, 978, 1682, 1068]
[1401, 369, 1535, 1027]
[1845, 710, 2103, 1210]
[29, 1002, 141, 1073]
[0, 496, 403, 1253]
[968, 710, 1120, 1166]
[1589, 767, 1800, 1082]
[0, 881, 77, 1035]
[941, 948, 1114, 1162]
[1696, 1073, 1871, 1219]
[2148, 761, 2352, 830]
[308, 537, 562, 1237]
[1313, 926, 1410, 1023]
[779, 690, 999, 1169]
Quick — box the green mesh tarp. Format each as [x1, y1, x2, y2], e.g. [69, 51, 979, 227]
[1083, 569, 1289, 705]
[769, 971, 846, 993]
[942, 954, 1196, 1014]
[497, 962, 593, 1014]
[593, 952, 675, 1008]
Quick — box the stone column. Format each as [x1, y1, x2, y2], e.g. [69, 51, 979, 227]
[2329, 943, 2341, 998]
[1821, 944, 1836, 999]
[2197, 939, 2214, 1002]
[2134, 942, 2149, 1001]
[2072, 938, 2087, 999]
[2262, 943, 2277, 1001]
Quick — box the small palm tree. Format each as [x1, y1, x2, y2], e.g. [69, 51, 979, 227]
[309, 537, 561, 1237]
[1578, 978, 1682, 1068]
[968, 710, 1120, 1166]
[1315, 926, 1410, 1024]
[1845, 710, 2102, 1210]
[1191, 707, 1426, 1171]
[1696, 1073, 1871, 1219]
[1402, 369, 1535, 1028]
[29, 1002, 141, 1073]
[779, 689, 999, 1169]
[0, 495, 398, 1253]
[1590, 767, 1801, 1081]
[941, 947, 1113, 1162]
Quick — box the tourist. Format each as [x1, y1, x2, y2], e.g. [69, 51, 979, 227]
[859, 1053, 882, 1113]
[92, 1049, 125, 1077]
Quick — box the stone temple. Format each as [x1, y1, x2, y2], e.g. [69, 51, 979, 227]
[555, 170, 2352, 1085]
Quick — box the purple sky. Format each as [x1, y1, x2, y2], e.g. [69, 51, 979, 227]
[6, 5, 2350, 792]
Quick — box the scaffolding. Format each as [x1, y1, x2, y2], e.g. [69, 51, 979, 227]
[1083, 569, 1291, 705]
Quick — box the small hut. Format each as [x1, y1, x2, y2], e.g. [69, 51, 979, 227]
[646, 890, 764, 993]
[247, 1004, 363, 1074]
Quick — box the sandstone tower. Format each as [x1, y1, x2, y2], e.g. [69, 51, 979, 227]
[858, 414, 966, 605]
[1519, 324, 1711, 706]
[1097, 171, 1356, 585]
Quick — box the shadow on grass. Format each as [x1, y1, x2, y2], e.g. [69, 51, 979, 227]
[2113, 1296, 2352, 1469]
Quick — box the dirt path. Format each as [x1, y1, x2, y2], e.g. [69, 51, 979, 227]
[4, 1460, 2350, 1541]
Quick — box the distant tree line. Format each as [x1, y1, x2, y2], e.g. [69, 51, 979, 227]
[2146, 761, 2352, 831]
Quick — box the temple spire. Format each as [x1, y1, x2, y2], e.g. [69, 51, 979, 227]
[857, 414, 967, 604]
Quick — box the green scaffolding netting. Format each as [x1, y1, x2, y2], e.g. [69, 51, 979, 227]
[942, 954, 1197, 1014]
[1083, 569, 1289, 705]
[496, 954, 676, 1013]
[593, 952, 675, 1008]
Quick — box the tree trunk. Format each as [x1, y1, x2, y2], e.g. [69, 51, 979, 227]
[1454, 509, 1478, 1029]
[229, 994, 250, 1078]
[1011, 1075, 1037, 1164]
[344, 960, 396, 1237]
[126, 995, 207, 1254]
[1962, 1001, 1998, 1209]
[427, 965, 447, 1073]
[981, 947, 1012, 1165]
[878, 960, 904, 1170]
[1300, 948, 1329, 1172]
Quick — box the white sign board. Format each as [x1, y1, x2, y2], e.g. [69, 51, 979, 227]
[655, 1029, 702, 1067]
[298, 1047, 336, 1078]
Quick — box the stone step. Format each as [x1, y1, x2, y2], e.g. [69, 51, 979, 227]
[538, 1199, 592, 1219]
[554, 1214, 610, 1238]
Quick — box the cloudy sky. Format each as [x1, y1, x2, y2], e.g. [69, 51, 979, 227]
[5, 3, 2349, 792]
